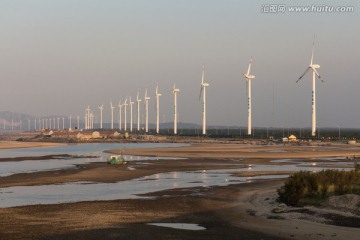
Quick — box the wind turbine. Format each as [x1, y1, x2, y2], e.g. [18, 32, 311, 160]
[296, 36, 323, 137]
[123, 98, 128, 131]
[136, 92, 141, 131]
[173, 83, 180, 135]
[244, 57, 255, 136]
[77, 115, 80, 130]
[110, 101, 115, 129]
[118, 100, 122, 130]
[199, 65, 209, 135]
[98, 104, 104, 129]
[69, 115, 72, 129]
[129, 96, 134, 132]
[144, 88, 150, 133]
[86, 106, 91, 129]
[155, 84, 162, 134]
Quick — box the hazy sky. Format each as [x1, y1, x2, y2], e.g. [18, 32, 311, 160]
[0, 0, 359, 128]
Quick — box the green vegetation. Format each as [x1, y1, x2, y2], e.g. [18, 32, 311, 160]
[277, 164, 360, 206]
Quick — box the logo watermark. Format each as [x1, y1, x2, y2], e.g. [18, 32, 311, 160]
[261, 4, 354, 13]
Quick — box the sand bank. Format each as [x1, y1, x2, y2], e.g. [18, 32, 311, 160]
[0, 141, 64, 149]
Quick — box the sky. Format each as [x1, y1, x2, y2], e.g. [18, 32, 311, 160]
[0, 0, 359, 128]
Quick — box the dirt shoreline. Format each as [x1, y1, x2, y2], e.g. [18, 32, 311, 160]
[1, 143, 360, 239]
[0, 141, 64, 149]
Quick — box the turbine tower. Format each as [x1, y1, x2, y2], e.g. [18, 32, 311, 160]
[118, 100, 122, 130]
[69, 115, 72, 129]
[98, 104, 104, 129]
[199, 65, 209, 135]
[243, 57, 255, 136]
[129, 96, 134, 132]
[144, 88, 150, 133]
[110, 101, 115, 129]
[155, 84, 162, 134]
[136, 92, 141, 131]
[123, 98, 128, 131]
[297, 36, 323, 137]
[173, 83, 180, 135]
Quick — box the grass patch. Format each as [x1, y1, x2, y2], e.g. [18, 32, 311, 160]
[277, 163, 360, 206]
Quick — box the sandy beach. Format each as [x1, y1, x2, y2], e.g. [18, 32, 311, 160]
[1, 142, 360, 239]
[0, 141, 63, 149]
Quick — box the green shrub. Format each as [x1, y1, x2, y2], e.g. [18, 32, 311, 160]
[278, 167, 360, 206]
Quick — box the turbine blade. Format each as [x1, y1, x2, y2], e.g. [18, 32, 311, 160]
[201, 65, 205, 84]
[296, 67, 311, 83]
[199, 87, 203, 101]
[312, 68, 324, 82]
[247, 57, 252, 76]
[311, 34, 315, 65]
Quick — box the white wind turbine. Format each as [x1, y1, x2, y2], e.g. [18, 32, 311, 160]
[199, 65, 209, 135]
[123, 98, 128, 131]
[69, 115, 72, 129]
[129, 96, 134, 132]
[173, 83, 180, 135]
[155, 84, 162, 134]
[244, 57, 255, 136]
[297, 36, 323, 137]
[118, 100, 122, 131]
[110, 101, 115, 129]
[144, 88, 150, 133]
[136, 92, 141, 131]
[98, 104, 104, 129]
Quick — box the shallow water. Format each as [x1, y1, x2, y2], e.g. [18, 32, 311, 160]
[147, 223, 206, 230]
[0, 143, 187, 176]
[0, 142, 189, 158]
[0, 170, 287, 208]
[0, 143, 356, 208]
[0, 154, 184, 177]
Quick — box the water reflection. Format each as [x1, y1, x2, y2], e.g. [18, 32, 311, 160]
[0, 170, 287, 208]
[0, 143, 189, 158]
[147, 223, 206, 231]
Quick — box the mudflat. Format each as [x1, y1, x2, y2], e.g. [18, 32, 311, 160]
[1, 143, 360, 240]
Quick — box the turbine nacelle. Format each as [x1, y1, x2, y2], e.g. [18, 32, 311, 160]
[244, 74, 255, 79]
[310, 64, 320, 69]
[129, 96, 134, 105]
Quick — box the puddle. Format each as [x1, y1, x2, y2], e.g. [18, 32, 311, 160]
[147, 223, 206, 230]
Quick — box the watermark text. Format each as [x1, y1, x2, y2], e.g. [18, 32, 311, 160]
[261, 4, 354, 13]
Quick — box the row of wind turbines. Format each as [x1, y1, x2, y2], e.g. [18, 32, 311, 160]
[80, 36, 323, 137]
[84, 83, 181, 134]
[23, 37, 320, 136]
